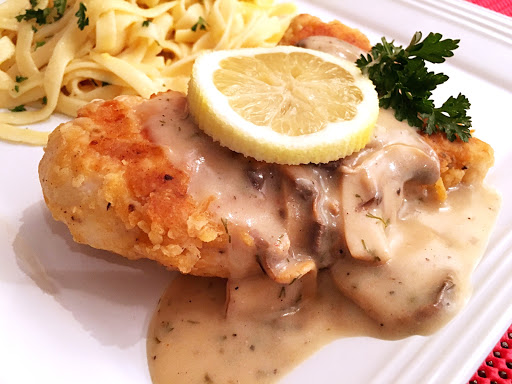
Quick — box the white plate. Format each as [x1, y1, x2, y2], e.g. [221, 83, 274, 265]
[1, 1, 512, 383]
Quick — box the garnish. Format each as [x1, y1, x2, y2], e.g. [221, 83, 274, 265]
[16, 7, 51, 25]
[361, 239, 369, 253]
[34, 41, 46, 50]
[360, 239, 381, 261]
[142, 20, 151, 27]
[9, 105, 26, 112]
[255, 255, 267, 276]
[221, 217, 231, 243]
[356, 32, 472, 142]
[191, 16, 208, 32]
[366, 212, 390, 228]
[75, 3, 89, 30]
[16, 0, 67, 25]
[13, 76, 27, 92]
[54, 0, 67, 19]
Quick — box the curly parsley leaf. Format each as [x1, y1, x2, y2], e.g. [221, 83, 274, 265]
[356, 32, 471, 142]
[423, 94, 472, 142]
[406, 32, 459, 63]
[75, 3, 89, 30]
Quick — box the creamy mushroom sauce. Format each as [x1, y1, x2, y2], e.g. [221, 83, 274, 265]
[141, 40, 500, 383]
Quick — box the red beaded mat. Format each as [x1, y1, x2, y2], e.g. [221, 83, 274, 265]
[469, 325, 512, 383]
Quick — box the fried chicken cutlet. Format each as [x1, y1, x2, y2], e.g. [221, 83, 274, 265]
[39, 15, 494, 285]
[39, 93, 235, 277]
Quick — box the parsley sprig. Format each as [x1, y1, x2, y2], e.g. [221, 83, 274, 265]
[356, 32, 472, 142]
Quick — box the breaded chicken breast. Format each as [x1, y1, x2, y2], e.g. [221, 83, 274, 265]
[39, 93, 232, 277]
[39, 90, 494, 279]
[39, 15, 494, 283]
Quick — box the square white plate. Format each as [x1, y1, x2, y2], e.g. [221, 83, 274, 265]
[1, 1, 511, 383]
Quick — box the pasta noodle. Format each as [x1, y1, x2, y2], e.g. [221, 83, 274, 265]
[0, 0, 296, 145]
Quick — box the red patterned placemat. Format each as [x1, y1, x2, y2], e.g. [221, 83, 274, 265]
[468, 325, 512, 383]
[465, 0, 512, 16]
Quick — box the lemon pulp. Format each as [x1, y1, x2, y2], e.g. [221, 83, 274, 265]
[214, 52, 364, 136]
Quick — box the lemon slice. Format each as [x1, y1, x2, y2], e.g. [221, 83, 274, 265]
[187, 46, 378, 164]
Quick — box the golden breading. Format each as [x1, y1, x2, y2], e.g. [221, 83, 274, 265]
[39, 92, 234, 277]
[422, 132, 494, 188]
[278, 14, 371, 51]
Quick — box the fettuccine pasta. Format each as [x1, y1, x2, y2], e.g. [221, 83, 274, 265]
[0, 0, 296, 144]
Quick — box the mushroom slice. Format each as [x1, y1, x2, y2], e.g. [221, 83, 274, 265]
[252, 232, 317, 284]
[279, 165, 344, 269]
[341, 143, 440, 263]
[225, 269, 317, 320]
[330, 257, 459, 335]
